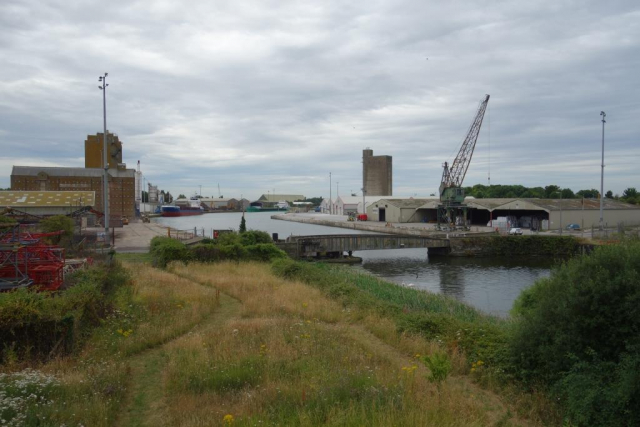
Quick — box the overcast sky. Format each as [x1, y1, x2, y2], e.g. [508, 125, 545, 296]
[1, 0, 638, 200]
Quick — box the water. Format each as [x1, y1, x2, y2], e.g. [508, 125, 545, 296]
[154, 212, 553, 317]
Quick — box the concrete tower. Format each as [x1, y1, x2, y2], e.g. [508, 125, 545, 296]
[362, 148, 392, 196]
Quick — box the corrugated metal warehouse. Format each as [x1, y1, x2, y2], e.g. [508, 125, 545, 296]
[0, 191, 96, 216]
[367, 197, 640, 230]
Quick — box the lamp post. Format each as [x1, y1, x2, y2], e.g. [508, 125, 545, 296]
[599, 111, 606, 230]
[98, 73, 110, 233]
[329, 172, 332, 215]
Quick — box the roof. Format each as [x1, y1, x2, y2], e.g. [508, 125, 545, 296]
[200, 198, 237, 202]
[416, 197, 640, 211]
[339, 195, 431, 206]
[374, 198, 437, 209]
[0, 191, 96, 207]
[525, 198, 640, 211]
[258, 194, 305, 203]
[12, 165, 135, 178]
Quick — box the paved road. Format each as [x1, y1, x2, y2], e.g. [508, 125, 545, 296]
[112, 222, 168, 253]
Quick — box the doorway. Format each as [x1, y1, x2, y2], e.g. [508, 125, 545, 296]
[379, 208, 386, 222]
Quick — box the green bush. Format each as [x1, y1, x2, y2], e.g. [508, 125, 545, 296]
[0, 216, 17, 225]
[240, 230, 272, 245]
[219, 243, 248, 261]
[150, 236, 191, 267]
[509, 241, 640, 425]
[39, 215, 74, 245]
[245, 244, 286, 262]
[0, 262, 130, 362]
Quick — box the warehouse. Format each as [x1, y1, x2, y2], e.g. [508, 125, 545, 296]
[11, 166, 135, 220]
[411, 198, 640, 230]
[0, 191, 96, 217]
[366, 199, 436, 222]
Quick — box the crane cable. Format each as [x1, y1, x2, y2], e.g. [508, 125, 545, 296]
[488, 101, 491, 187]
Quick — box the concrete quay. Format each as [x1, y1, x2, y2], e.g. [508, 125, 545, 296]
[271, 213, 493, 238]
[111, 222, 168, 253]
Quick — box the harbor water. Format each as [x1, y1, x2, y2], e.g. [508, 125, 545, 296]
[154, 212, 554, 317]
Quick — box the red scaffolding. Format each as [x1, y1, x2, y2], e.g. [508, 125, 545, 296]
[0, 224, 66, 291]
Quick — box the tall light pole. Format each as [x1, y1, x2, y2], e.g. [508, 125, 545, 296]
[329, 172, 332, 215]
[599, 111, 606, 230]
[98, 73, 110, 233]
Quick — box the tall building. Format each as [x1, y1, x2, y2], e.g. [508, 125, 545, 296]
[84, 132, 123, 169]
[362, 148, 392, 196]
[11, 166, 135, 220]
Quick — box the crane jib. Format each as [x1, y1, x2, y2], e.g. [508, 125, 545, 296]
[442, 94, 490, 190]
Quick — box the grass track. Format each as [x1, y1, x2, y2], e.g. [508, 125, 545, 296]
[117, 289, 242, 427]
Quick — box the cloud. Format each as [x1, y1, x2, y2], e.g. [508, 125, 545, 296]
[0, 0, 638, 198]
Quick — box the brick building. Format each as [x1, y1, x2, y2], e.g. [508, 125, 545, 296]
[10, 166, 135, 220]
[84, 132, 123, 169]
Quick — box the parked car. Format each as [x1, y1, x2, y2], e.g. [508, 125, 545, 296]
[565, 223, 581, 230]
[509, 227, 523, 235]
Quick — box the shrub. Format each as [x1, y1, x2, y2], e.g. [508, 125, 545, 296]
[39, 215, 74, 245]
[150, 237, 191, 267]
[509, 241, 640, 425]
[245, 244, 286, 262]
[240, 230, 272, 245]
[0, 216, 17, 225]
[219, 243, 248, 261]
[0, 262, 130, 362]
[422, 351, 452, 387]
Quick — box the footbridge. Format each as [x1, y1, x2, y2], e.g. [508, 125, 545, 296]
[280, 234, 450, 258]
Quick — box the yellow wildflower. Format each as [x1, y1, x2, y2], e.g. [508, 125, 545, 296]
[302, 302, 308, 308]
[223, 414, 234, 424]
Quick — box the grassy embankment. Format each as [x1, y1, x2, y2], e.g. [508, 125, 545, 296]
[0, 261, 220, 426]
[1, 255, 555, 426]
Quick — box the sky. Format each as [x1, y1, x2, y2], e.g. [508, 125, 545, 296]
[0, 0, 638, 200]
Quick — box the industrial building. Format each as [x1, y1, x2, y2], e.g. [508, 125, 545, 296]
[84, 132, 123, 169]
[366, 198, 436, 222]
[0, 191, 96, 217]
[363, 148, 392, 196]
[366, 197, 640, 230]
[10, 166, 135, 221]
[258, 194, 305, 204]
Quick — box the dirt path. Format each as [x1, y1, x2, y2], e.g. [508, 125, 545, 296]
[117, 292, 241, 427]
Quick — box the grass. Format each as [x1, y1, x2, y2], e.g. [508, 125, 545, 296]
[164, 261, 546, 426]
[0, 261, 221, 427]
[2, 258, 557, 426]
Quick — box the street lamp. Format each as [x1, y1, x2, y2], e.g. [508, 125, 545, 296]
[599, 111, 606, 230]
[98, 73, 110, 233]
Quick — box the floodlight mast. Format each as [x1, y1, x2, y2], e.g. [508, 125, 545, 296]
[98, 73, 109, 233]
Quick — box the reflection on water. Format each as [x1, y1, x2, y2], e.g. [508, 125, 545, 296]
[154, 214, 554, 317]
[353, 249, 554, 317]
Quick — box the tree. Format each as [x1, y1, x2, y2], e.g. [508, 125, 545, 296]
[561, 188, 575, 199]
[576, 189, 600, 199]
[239, 215, 247, 233]
[39, 215, 74, 246]
[510, 242, 640, 426]
[544, 185, 561, 198]
[178, 194, 186, 199]
[623, 188, 638, 199]
[605, 190, 614, 199]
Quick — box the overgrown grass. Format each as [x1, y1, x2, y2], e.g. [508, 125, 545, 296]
[166, 261, 545, 426]
[270, 259, 508, 367]
[0, 261, 220, 427]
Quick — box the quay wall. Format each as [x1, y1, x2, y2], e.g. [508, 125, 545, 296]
[448, 235, 586, 257]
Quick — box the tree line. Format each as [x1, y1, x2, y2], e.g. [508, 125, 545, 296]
[463, 184, 639, 205]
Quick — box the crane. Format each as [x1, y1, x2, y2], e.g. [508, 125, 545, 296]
[438, 94, 490, 228]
